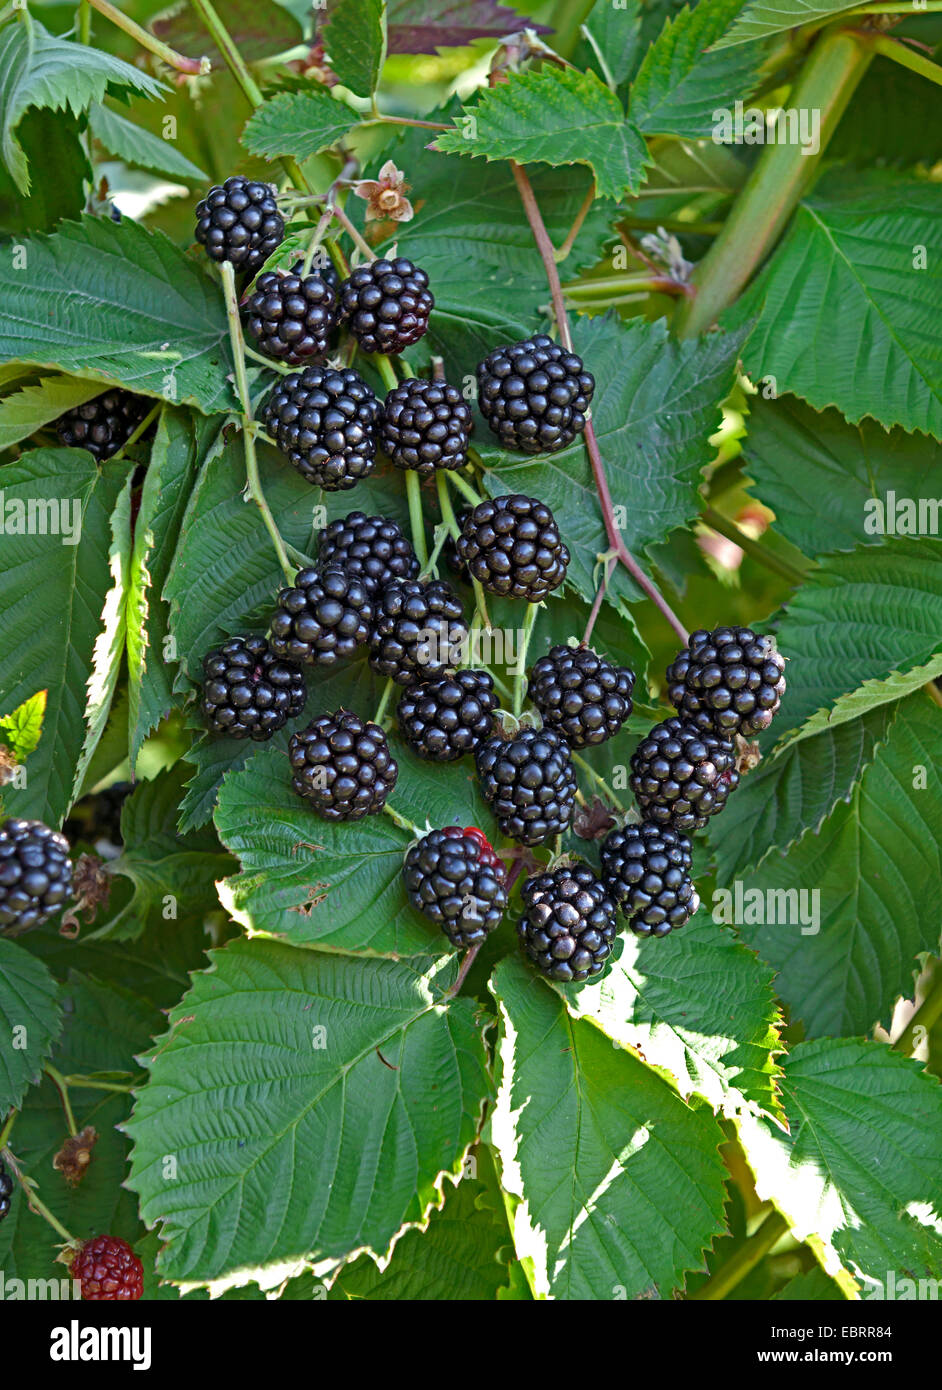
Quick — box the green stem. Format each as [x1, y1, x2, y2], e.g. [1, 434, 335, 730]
[512, 603, 540, 717]
[570, 751, 625, 812]
[690, 1210, 790, 1300]
[700, 506, 809, 585]
[220, 262, 295, 586]
[437, 471, 490, 627]
[88, 0, 207, 72]
[45, 1066, 78, 1137]
[447, 468, 484, 508]
[78, 0, 91, 44]
[1, 1149, 77, 1245]
[361, 114, 450, 131]
[405, 474, 429, 571]
[674, 28, 873, 338]
[555, 181, 596, 263]
[0, 1110, 16, 1149]
[189, 0, 261, 95]
[564, 274, 690, 301]
[867, 33, 942, 86]
[373, 677, 396, 726]
[111, 402, 160, 460]
[329, 201, 376, 262]
[244, 345, 294, 374]
[382, 802, 419, 834]
[894, 965, 942, 1056]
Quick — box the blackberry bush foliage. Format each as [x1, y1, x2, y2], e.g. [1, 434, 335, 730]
[0, 0, 939, 1323]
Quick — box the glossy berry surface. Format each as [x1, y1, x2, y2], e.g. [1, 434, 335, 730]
[0, 1160, 12, 1222]
[403, 826, 507, 947]
[338, 257, 433, 354]
[528, 643, 634, 748]
[318, 511, 420, 594]
[194, 175, 284, 275]
[201, 635, 306, 740]
[475, 726, 577, 846]
[270, 565, 373, 666]
[600, 822, 700, 938]
[289, 710, 398, 820]
[71, 1235, 144, 1301]
[477, 334, 594, 453]
[629, 717, 739, 833]
[369, 579, 468, 686]
[518, 863, 618, 982]
[244, 269, 336, 363]
[666, 626, 786, 737]
[0, 818, 72, 936]
[397, 669, 498, 761]
[264, 366, 380, 489]
[381, 378, 472, 476]
[456, 494, 569, 601]
[56, 390, 149, 461]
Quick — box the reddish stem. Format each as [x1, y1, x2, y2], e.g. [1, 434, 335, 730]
[583, 556, 615, 645]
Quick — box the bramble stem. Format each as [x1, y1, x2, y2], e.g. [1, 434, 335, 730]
[220, 262, 295, 586]
[583, 556, 615, 645]
[111, 402, 160, 461]
[555, 182, 596, 263]
[701, 507, 809, 585]
[689, 1210, 790, 1301]
[88, 0, 208, 72]
[45, 1066, 78, 1137]
[570, 751, 625, 813]
[361, 115, 450, 131]
[512, 603, 540, 717]
[866, 32, 942, 86]
[2, 1148, 77, 1245]
[0, 1110, 16, 1149]
[894, 965, 942, 1056]
[374, 677, 395, 726]
[329, 201, 376, 261]
[446, 943, 482, 997]
[447, 468, 484, 508]
[511, 162, 573, 352]
[189, 0, 260, 93]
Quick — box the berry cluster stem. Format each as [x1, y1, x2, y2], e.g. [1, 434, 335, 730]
[86, 0, 208, 73]
[45, 1065, 78, 1137]
[437, 472, 492, 630]
[689, 1209, 790, 1301]
[512, 603, 540, 717]
[1, 1147, 77, 1245]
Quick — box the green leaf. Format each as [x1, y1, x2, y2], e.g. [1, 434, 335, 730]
[489, 955, 728, 1299]
[0, 14, 163, 193]
[0, 216, 236, 414]
[214, 739, 495, 955]
[0, 689, 47, 761]
[0, 374, 106, 450]
[737, 693, 942, 1036]
[744, 394, 942, 559]
[125, 939, 491, 1292]
[630, 0, 768, 137]
[433, 65, 650, 201]
[724, 174, 942, 439]
[737, 1038, 942, 1289]
[0, 450, 129, 825]
[127, 408, 213, 765]
[241, 89, 360, 162]
[479, 314, 745, 609]
[572, 0, 642, 92]
[777, 655, 942, 753]
[715, 0, 863, 48]
[560, 916, 783, 1119]
[151, 0, 304, 65]
[0, 106, 89, 233]
[773, 1267, 846, 1299]
[0, 941, 62, 1111]
[323, 0, 386, 98]
[89, 102, 208, 182]
[772, 536, 942, 736]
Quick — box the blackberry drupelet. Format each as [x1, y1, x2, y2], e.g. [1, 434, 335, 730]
[244, 268, 336, 363]
[474, 726, 577, 846]
[666, 626, 786, 737]
[528, 643, 634, 748]
[477, 334, 594, 454]
[264, 365, 380, 489]
[201, 635, 306, 739]
[403, 826, 506, 947]
[380, 378, 472, 476]
[518, 863, 617, 982]
[0, 818, 72, 935]
[630, 717, 738, 834]
[0, 1160, 12, 1222]
[456, 494, 569, 601]
[600, 822, 700, 938]
[269, 566, 372, 666]
[290, 255, 340, 294]
[318, 511, 420, 594]
[289, 710, 397, 820]
[338, 256, 433, 354]
[397, 669, 497, 761]
[56, 390, 149, 461]
[70, 1236, 144, 1302]
[369, 579, 469, 685]
[194, 176, 284, 275]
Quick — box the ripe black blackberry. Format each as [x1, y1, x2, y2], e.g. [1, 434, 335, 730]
[290, 255, 340, 294]
[397, 669, 497, 761]
[518, 863, 617, 982]
[244, 268, 336, 363]
[528, 644, 634, 748]
[0, 818, 72, 936]
[666, 626, 786, 737]
[600, 822, 699, 938]
[201, 635, 306, 739]
[456, 495, 569, 601]
[369, 579, 468, 686]
[0, 1159, 12, 1222]
[403, 826, 506, 948]
[338, 256, 433, 355]
[380, 378, 472, 476]
[264, 366, 380, 489]
[474, 726, 577, 846]
[56, 390, 149, 461]
[477, 334, 595, 454]
[269, 566, 372, 666]
[194, 176, 284, 275]
[318, 511, 419, 594]
[289, 710, 397, 820]
[630, 717, 738, 834]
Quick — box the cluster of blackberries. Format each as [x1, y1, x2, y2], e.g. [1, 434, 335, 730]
[0, 818, 73, 937]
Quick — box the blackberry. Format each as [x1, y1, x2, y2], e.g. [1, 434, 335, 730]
[380, 378, 472, 476]
[56, 390, 149, 461]
[600, 822, 700, 938]
[403, 826, 506, 948]
[70, 1235, 144, 1302]
[0, 1159, 12, 1222]
[244, 268, 336, 363]
[477, 334, 594, 454]
[194, 175, 284, 275]
[369, 579, 468, 686]
[474, 726, 577, 846]
[528, 643, 634, 748]
[201, 635, 306, 739]
[318, 511, 419, 594]
[630, 717, 738, 834]
[0, 818, 72, 936]
[456, 495, 569, 601]
[264, 365, 380, 489]
[666, 626, 786, 737]
[289, 709, 397, 820]
[518, 863, 617, 982]
[338, 256, 433, 354]
[269, 566, 372, 666]
[397, 669, 497, 761]
[290, 255, 340, 295]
